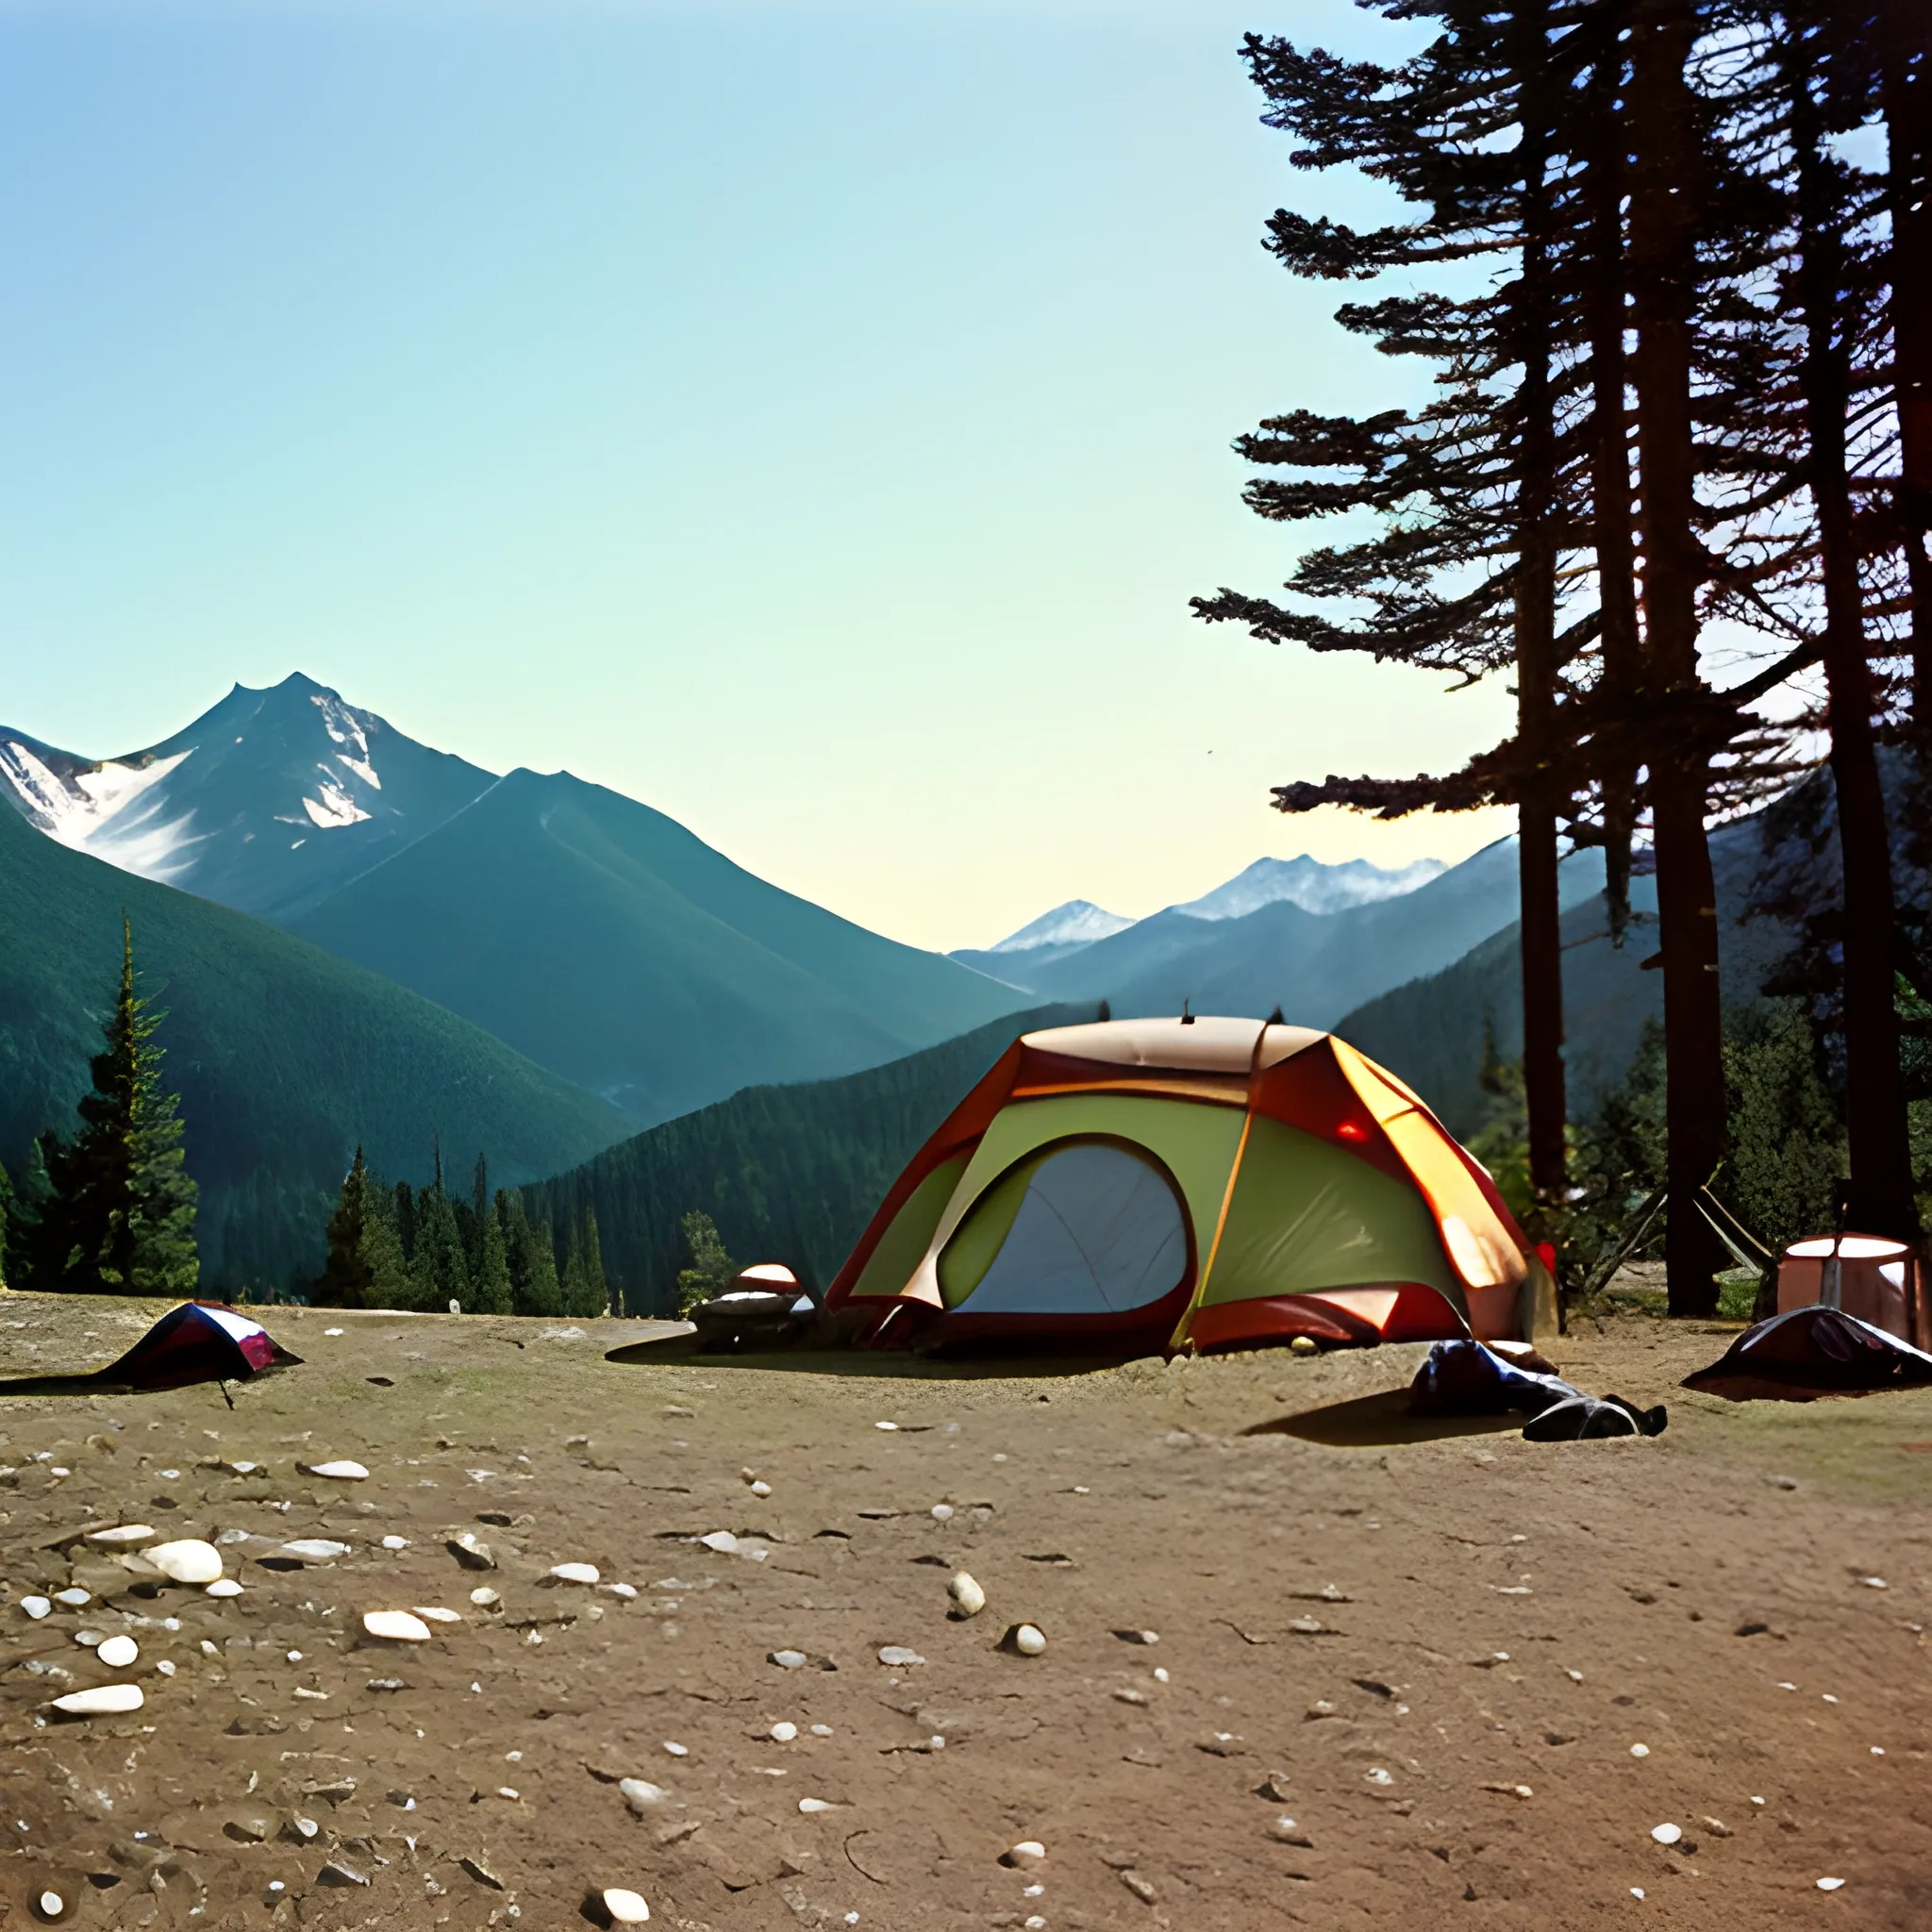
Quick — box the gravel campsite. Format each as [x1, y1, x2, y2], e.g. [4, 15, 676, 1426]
[1, 1299, 1928, 1930]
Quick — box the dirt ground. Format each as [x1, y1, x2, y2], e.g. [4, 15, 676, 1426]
[2, 1294, 1930, 1932]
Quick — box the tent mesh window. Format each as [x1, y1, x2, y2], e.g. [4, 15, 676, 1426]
[939, 1139, 1188, 1315]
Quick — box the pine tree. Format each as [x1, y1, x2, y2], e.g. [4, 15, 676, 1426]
[498, 1190, 562, 1317]
[558, 1206, 609, 1317]
[0, 1161, 18, 1290]
[471, 1193, 514, 1314]
[320, 1147, 376, 1307]
[675, 1209, 736, 1317]
[37, 917, 198, 1295]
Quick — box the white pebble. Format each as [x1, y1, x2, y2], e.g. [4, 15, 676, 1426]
[1651, 1823, 1681, 1845]
[662, 1740, 689, 1757]
[279, 1539, 352, 1561]
[39, 1891, 64, 1918]
[551, 1562, 601, 1584]
[770, 1650, 808, 1670]
[877, 1645, 925, 1667]
[1630, 1887, 1645, 1899]
[602, 1888, 651, 1924]
[798, 1797, 833, 1813]
[75, 1629, 105, 1648]
[412, 1607, 462, 1624]
[497, 1786, 519, 1800]
[749, 1480, 772, 1499]
[144, 1541, 224, 1585]
[874, 1422, 899, 1432]
[810, 1724, 833, 1737]
[608, 1582, 638, 1600]
[1012, 1624, 1046, 1657]
[1003, 1840, 1046, 1870]
[1860, 1577, 1887, 1590]
[96, 1636, 139, 1670]
[362, 1610, 432, 1643]
[54, 1588, 92, 1607]
[620, 1778, 668, 1813]
[51, 1684, 144, 1716]
[1629, 1743, 1650, 1758]
[1365, 1768, 1393, 1787]
[156, 1660, 175, 1677]
[301, 1460, 369, 1481]
[22, 1596, 51, 1621]
[381, 1536, 409, 1551]
[1817, 1877, 1845, 1891]
[1154, 1667, 1170, 1684]
[324, 1327, 344, 1336]
[697, 1532, 738, 1555]
[87, 1524, 156, 1546]
[205, 1579, 243, 1600]
[947, 1573, 987, 1619]
[930, 1503, 954, 1522]
[470, 1588, 502, 1607]
[771, 1722, 799, 1742]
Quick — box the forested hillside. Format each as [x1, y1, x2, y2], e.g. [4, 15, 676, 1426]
[0, 804, 626, 1291]
[521, 1005, 1094, 1316]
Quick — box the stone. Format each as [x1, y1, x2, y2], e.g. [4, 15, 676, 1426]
[947, 1573, 987, 1619]
[412, 1606, 462, 1624]
[798, 1797, 833, 1813]
[87, 1524, 156, 1546]
[1650, 1824, 1681, 1845]
[51, 1683, 144, 1716]
[1290, 1336, 1319, 1356]
[550, 1562, 601, 1584]
[22, 1596, 51, 1620]
[1003, 1840, 1046, 1870]
[749, 1481, 773, 1499]
[1119, 1870, 1157, 1903]
[447, 1533, 496, 1571]
[1817, 1878, 1845, 1891]
[75, 1629, 105, 1648]
[459, 1857, 505, 1890]
[770, 1649, 809, 1670]
[697, 1532, 738, 1555]
[96, 1635, 139, 1669]
[1261, 1772, 1293, 1802]
[362, 1610, 433, 1643]
[661, 1740, 689, 1757]
[319, 1861, 370, 1887]
[1011, 1624, 1047, 1657]
[1629, 1743, 1651, 1758]
[930, 1503, 955, 1522]
[878, 1645, 925, 1667]
[1270, 1815, 1312, 1846]
[603, 1888, 652, 1924]
[770, 1721, 798, 1741]
[620, 1778, 669, 1814]
[470, 1587, 502, 1607]
[53, 1588, 92, 1607]
[608, 1582, 638, 1599]
[278, 1540, 352, 1562]
[1118, 1627, 1159, 1645]
[144, 1541, 224, 1585]
[205, 1580, 243, 1599]
[300, 1460, 369, 1481]
[381, 1536, 409, 1551]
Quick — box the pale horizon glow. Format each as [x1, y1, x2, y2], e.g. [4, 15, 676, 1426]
[1, 0, 1516, 954]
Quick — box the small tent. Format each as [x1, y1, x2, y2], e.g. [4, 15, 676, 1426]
[0, 1302, 299, 1395]
[823, 1016, 1552, 1354]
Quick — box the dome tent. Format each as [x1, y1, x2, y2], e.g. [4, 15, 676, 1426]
[823, 1016, 1554, 1355]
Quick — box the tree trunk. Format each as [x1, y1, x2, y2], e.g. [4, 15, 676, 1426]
[1879, 0, 1931, 715]
[1791, 42, 1920, 1240]
[1513, 16, 1569, 1207]
[1584, 23, 1642, 947]
[1627, 0, 1724, 1315]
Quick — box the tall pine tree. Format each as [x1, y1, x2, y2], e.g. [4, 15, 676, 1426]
[36, 917, 198, 1295]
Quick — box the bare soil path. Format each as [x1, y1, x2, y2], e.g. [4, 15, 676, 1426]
[2, 1295, 1928, 1930]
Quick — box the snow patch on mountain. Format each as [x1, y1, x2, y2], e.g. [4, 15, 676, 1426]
[987, 900, 1134, 953]
[0, 738, 197, 860]
[303, 775, 374, 828]
[1171, 855, 1447, 922]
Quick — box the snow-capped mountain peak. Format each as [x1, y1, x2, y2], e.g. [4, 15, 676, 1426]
[987, 899, 1134, 954]
[0, 673, 495, 920]
[1170, 854, 1447, 922]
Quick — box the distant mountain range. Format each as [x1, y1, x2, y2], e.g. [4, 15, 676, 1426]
[0, 801, 626, 1290]
[3, 675, 1024, 1128]
[952, 838, 1605, 1030]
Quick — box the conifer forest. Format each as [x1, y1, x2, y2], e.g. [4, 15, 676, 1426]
[1194, 0, 1929, 1315]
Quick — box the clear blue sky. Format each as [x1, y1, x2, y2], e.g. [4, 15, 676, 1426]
[0, 0, 1514, 951]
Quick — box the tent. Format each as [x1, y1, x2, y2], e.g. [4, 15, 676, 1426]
[822, 1016, 1552, 1355]
[1684, 1304, 1932, 1402]
[0, 1302, 300, 1396]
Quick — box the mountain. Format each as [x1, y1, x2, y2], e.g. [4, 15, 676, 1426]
[2, 673, 494, 922]
[6, 675, 1026, 1123]
[281, 767, 1025, 1126]
[986, 900, 1135, 953]
[0, 803, 627, 1293]
[1169, 853, 1447, 920]
[953, 838, 1605, 1023]
[522, 1004, 1096, 1316]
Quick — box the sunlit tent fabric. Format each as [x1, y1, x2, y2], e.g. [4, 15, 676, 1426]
[823, 1016, 1553, 1354]
[0, 1302, 300, 1395]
